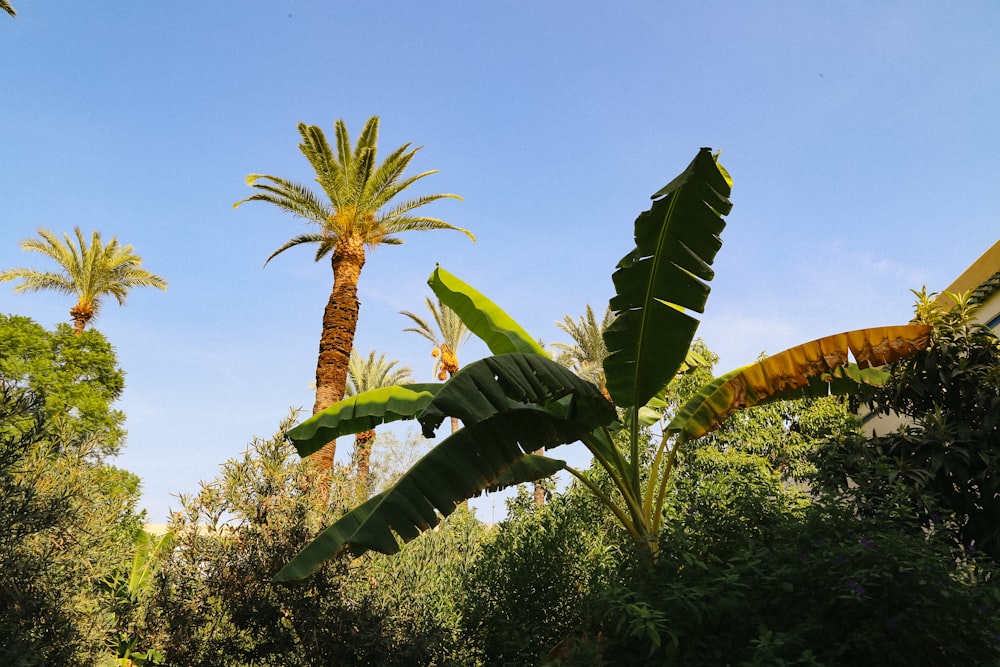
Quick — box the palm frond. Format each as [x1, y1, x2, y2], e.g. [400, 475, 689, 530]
[264, 233, 329, 266]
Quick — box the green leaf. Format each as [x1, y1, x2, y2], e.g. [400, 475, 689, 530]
[417, 353, 616, 437]
[603, 148, 733, 410]
[485, 453, 568, 492]
[274, 408, 591, 582]
[428, 266, 547, 356]
[287, 383, 442, 457]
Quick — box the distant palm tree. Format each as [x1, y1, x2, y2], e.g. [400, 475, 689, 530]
[0, 227, 167, 334]
[1, 1, 16, 18]
[235, 116, 473, 473]
[552, 305, 615, 393]
[401, 297, 471, 432]
[346, 349, 413, 495]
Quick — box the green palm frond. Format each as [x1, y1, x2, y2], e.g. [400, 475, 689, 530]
[234, 176, 332, 223]
[264, 234, 329, 266]
[346, 349, 414, 397]
[379, 216, 474, 242]
[553, 305, 615, 386]
[1, 0, 15, 18]
[0, 226, 166, 331]
[237, 115, 470, 265]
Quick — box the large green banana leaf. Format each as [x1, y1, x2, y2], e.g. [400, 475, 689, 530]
[428, 265, 547, 357]
[274, 408, 589, 582]
[418, 353, 616, 437]
[603, 148, 733, 410]
[287, 383, 442, 457]
[484, 453, 568, 492]
[669, 324, 931, 440]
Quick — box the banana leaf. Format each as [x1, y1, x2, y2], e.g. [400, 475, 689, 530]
[274, 408, 591, 582]
[669, 324, 931, 440]
[418, 353, 615, 437]
[485, 453, 568, 492]
[287, 383, 442, 457]
[428, 265, 547, 357]
[603, 148, 733, 410]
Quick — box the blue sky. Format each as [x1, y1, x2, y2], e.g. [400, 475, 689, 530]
[2, 2, 998, 523]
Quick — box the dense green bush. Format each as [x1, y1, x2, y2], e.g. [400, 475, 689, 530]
[146, 415, 482, 666]
[0, 316, 145, 666]
[461, 487, 621, 667]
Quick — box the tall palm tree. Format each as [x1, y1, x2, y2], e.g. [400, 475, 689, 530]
[553, 305, 615, 393]
[0, 227, 167, 334]
[235, 116, 473, 472]
[345, 349, 413, 495]
[401, 297, 472, 433]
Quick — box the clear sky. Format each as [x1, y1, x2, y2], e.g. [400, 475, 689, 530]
[2, 2, 998, 524]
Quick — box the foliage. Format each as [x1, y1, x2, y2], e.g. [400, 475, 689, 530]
[276, 149, 929, 583]
[552, 305, 614, 390]
[401, 296, 472, 382]
[0, 315, 145, 665]
[147, 411, 477, 666]
[610, 500, 1000, 666]
[461, 489, 620, 667]
[816, 289, 1000, 557]
[0, 314, 127, 457]
[0, 228, 167, 333]
[234, 116, 473, 440]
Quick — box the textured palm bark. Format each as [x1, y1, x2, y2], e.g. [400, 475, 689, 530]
[354, 429, 376, 498]
[69, 302, 93, 335]
[309, 241, 366, 476]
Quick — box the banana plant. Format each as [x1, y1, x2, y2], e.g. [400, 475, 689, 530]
[274, 148, 930, 582]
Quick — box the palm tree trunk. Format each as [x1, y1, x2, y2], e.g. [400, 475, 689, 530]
[354, 429, 376, 499]
[69, 302, 92, 336]
[310, 241, 366, 476]
[533, 447, 546, 506]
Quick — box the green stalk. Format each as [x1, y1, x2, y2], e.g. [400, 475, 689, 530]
[650, 434, 686, 535]
[582, 429, 646, 533]
[563, 465, 639, 539]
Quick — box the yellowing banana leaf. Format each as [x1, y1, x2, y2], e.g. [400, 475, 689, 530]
[428, 266, 547, 357]
[603, 148, 733, 410]
[287, 383, 442, 457]
[274, 408, 590, 582]
[669, 324, 931, 440]
[418, 353, 615, 438]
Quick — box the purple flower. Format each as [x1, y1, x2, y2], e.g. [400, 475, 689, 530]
[859, 537, 874, 548]
[847, 579, 865, 596]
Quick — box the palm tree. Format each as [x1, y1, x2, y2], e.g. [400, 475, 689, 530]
[401, 296, 472, 380]
[552, 305, 615, 392]
[345, 349, 413, 495]
[401, 297, 472, 485]
[1, 1, 16, 18]
[0, 227, 167, 334]
[234, 116, 473, 472]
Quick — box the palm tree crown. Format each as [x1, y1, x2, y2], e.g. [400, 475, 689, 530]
[1, 1, 16, 18]
[552, 305, 615, 390]
[401, 297, 472, 381]
[235, 116, 473, 472]
[0, 227, 167, 334]
[345, 349, 414, 398]
[346, 349, 413, 496]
